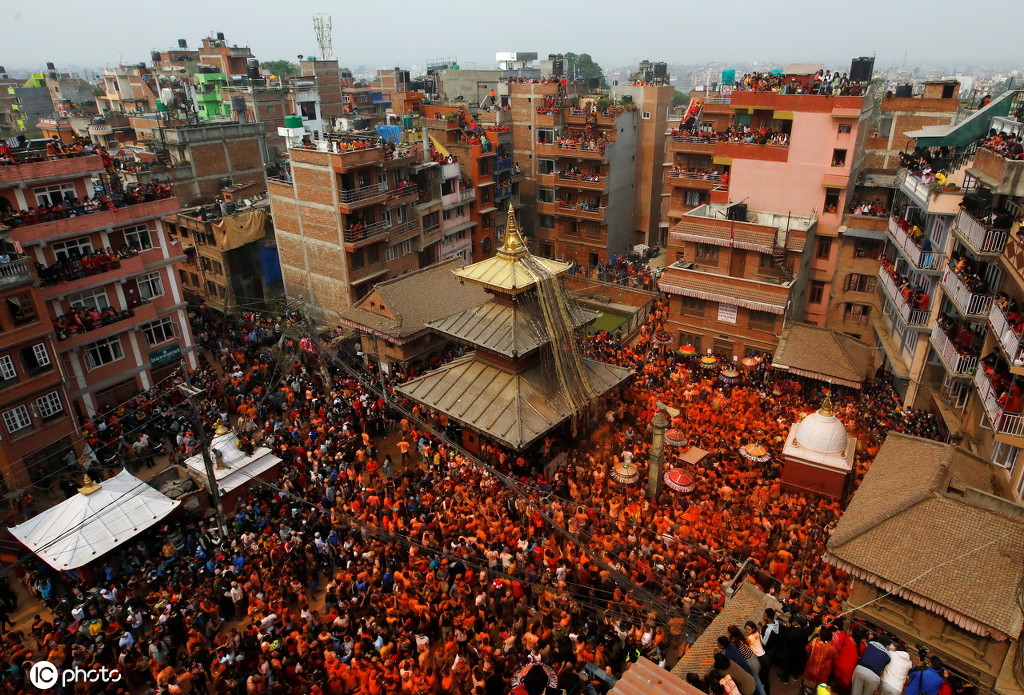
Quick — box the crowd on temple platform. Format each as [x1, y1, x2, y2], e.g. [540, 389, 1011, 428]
[0, 298, 962, 695]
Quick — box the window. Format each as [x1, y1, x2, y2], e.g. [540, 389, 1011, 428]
[481, 237, 492, 254]
[815, 238, 832, 260]
[695, 243, 719, 262]
[350, 249, 365, 270]
[831, 149, 847, 167]
[538, 188, 555, 204]
[854, 240, 881, 259]
[748, 310, 775, 331]
[536, 129, 555, 144]
[299, 101, 317, 120]
[33, 182, 77, 206]
[538, 159, 556, 174]
[138, 272, 164, 300]
[35, 391, 63, 420]
[366, 244, 381, 265]
[5, 293, 37, 326]
[844, 273, 876, 293]
[478, 160, 490, 176]
[20, 344, 51, 374]
[642, 111, 651, 119]
[844, 303, 871, 323]
[480, 188, 491, 203]
[51, 237, 93, 261]
[678, 331, 701, 349]
[823, 190, 840, 214]
[385, 239, 413, 262]
[141, 317, 177, 346]
[178, 269, 189, 285]
[2, 405, 31, 434]
[190, 273, 200, 286]
[808, 281, 826, 305]
[120, 224, 155, 250]
[684, 190, 704, 207]
[838, 124, 852, 134]
[83, 336, 124, 369]
[744, 346, 762, 358]
[0, 355, 15, 382]
[679, 296, 705, 318]
[538, 215, 554, 229]
[69, 287, 111, 312]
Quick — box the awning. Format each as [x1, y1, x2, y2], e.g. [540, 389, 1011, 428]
[442, 220, 477, 238]
[831, 108, 861, 119]
[351, 268, 389, 285]
[906, 89, 1019, 148]
[658, 280, 786, 314]
[773, 111, 794, 120]
[840, 225, 886, 240]
[9, 469, 180, 570]
[712, 156, 733, 166]
[822, 173, 848, 189]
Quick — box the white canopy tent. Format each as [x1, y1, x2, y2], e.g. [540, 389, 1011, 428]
[9, 469, 180, 571]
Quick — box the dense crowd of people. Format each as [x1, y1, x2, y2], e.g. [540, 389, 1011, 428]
[0, 181, 172, 229]
[0, 296, 955, 695]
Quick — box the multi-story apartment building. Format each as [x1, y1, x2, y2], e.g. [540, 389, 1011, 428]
[269, 132, 440, 320]
[659, 81, 871, 355]
[0, 252, 76, 490]
[0, 152, 197, 419]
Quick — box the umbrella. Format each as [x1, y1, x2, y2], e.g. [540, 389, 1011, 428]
[720, 367, 741, 384]
[664, 468, 696, 493]
[700, 355, 718, 369]
[741, 356, 758, 368]
[653, 330, 673, 346]
[679, 345, 697, 356]
[665, 429, 688, 447]
[611, 461, 640, 484]
[512, 664, 558, 691]
[740, 442, 771, 463]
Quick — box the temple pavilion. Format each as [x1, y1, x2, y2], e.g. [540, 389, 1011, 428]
[397, 208, 634, 452]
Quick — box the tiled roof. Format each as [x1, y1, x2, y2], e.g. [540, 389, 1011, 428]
[429, 300, 596, 358]
[669, 218, 777, 252]
[395, 354, 632, 449]
[772, 323, 872, 388]
[672, 583, 780, 678]
[613, 658, 704, 695]
[337, 259, 490, 341]
[658, 267, 789, 314]
[825, 433, 1024, 638]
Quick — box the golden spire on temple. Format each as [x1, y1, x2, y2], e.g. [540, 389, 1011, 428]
[498, 206, 528, 257]
[78, 472, 101, 496]
[819, 395, 834, 418]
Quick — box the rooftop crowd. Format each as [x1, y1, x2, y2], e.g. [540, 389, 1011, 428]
[0, 298, 955, 695]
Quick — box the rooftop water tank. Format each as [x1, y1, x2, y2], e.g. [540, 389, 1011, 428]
[284, 115, 303, 129]
[721, 69, 736, 85]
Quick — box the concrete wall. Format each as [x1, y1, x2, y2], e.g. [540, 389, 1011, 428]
[605, 111, 638, 256]
[439, 70, 504, 105]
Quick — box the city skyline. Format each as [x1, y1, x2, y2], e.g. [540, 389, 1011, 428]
[3, 0, 1022, 76]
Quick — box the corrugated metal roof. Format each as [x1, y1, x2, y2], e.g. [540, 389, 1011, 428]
[429, 300, 596, 358]
[395, 354, 632, 449]
[611, 658, 705, 695]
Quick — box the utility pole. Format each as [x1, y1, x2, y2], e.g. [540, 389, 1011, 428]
[177, 361, 228, 541]
[647, 407, 669, 499]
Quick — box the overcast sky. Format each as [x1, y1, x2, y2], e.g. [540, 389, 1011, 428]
[3, 0, 1020, 75]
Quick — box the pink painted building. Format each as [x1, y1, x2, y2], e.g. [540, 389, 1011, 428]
[0, 154, 198, 421]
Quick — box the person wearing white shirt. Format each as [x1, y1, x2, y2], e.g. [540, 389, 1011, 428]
[880, 643, 913, 695]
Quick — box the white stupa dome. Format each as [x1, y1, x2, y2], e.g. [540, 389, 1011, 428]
[794, 398, 848, 454]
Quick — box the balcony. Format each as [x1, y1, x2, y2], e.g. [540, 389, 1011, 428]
[667, 134, 717, 155]
[383, 147, 421, 167]
[878, 267, 930, 329]
[967, 147, 1024, 198]
[713, 141, 790, 163]
[343, 220, 390, 248]
[0, 257, 33, 291]
[387, 184, 420, 207]
[666, 170, 723, 191]
[941, 268, 994, 319]
[39, 253, 146, 300]
[8, 197, 179, 245]
[988, 303, 1024, 372]
[495, 185, 514, 200]
[0, 154, 104, 186]
[930, 324, 978, 378]
[554, 201, 605, 222]
[887, 217, 944, 273]
[535, 141, 608, 160]
[896, 170, 964, 215]
[495, 157, 514, 173]
[55, 302, 158, 351]
[421, 222, 441, 241]
[952, 208, 1008, 256]
[290, 145, 384, 172]
[338, 182, 388, 211]
[540, 172, 606, 191]
[441, 162, 461, 180]
[534, 111, 558, 128]
[974, 369, 1024, 441]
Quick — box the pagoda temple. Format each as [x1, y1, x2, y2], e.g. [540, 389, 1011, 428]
[397, 208, 634, 452]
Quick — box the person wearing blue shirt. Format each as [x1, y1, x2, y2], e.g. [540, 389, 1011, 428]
[904, 657, 944, 695]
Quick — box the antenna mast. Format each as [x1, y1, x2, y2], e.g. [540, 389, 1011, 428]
[313, 14, 334, 61]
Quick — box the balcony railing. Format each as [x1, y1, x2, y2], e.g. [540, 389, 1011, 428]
[387, 184, 420, 204]
[988, 303, 1024, 367]
[459, 188, 476, 202]
[941, 268, 994, 318]
[339, 182, 388, 205]
[954, 208, 1008, 255]
[930, 324, 979, 377]
[495, 157, 514, 173]
[666, 170, 725, 183]
[887, 217, 944, 272]
[422, 222, 441, 237]
[877, 267, 930, 327]
[0, 153, 104, 185]
[974, 369, 1024, 438]
[0, 257, 33, 290]
[343, 220, 389, 245]
[496, 185, 514, 199]
[555, 202, 605, 220]
[6, 197, 180, 245]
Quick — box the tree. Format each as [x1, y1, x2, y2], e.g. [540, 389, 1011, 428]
[564, 53, 608, 89]
[672, 90, 690, 107]
[262, 60, 300, 78]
